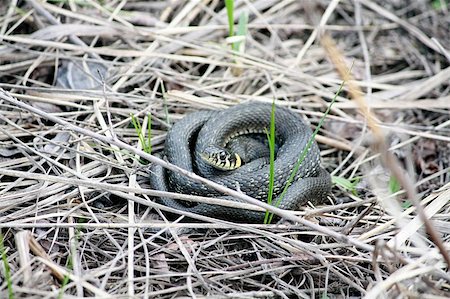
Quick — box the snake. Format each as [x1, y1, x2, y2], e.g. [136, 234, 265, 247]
[149, 102, 331, 222]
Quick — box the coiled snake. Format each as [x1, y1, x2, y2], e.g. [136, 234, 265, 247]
[150, 102, 331, 222]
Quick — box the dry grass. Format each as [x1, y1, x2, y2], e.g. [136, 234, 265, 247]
[0, 0, 449, 298]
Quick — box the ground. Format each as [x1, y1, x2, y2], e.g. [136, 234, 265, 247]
[0, 1, 449, 298]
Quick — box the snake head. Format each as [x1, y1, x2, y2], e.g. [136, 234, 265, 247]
[199, 145, 242, 170]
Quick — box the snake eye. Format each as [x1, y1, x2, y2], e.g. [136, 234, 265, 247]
[219, 152, 227, 160]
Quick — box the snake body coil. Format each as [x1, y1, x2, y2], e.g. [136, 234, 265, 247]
[150, 103, 331, 222]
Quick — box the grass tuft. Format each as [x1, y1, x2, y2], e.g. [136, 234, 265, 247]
[130, 113, 152, 156]
[225, 0, 248, 53]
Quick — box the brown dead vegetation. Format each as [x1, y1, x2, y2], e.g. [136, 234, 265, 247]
[0, 1, 449, 298]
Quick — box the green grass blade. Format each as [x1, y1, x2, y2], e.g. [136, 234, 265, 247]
[264, 100, 276, 224]
[236, 11, 248, 36]
[58, 257, 72, 299]
[0, 234, 14, 299]
[266, 78, 348, 223]
[225, 0, 235, 38]
[332, 176, 360, 196]
[130, 113, 145, 148]
[130, 113, 152, 156]
[233, 11, 248, 52]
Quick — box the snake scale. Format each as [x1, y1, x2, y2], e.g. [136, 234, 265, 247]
[149, 102, 331, 222]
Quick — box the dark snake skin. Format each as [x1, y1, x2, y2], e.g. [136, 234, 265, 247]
[149, 102, 331, 222]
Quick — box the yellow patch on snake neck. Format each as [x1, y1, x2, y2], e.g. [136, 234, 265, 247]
[234, 153, 242, 168]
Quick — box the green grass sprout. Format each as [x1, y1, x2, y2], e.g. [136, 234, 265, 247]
[233, 11, 248, 52]
[57, 255, 72, 299]
[0, 233, 13, 299]
[225, 0, 234, 41]
[130, 113, 152, 156]
[332, 176, 360, 196]
[389, 175, 401, 194]
[264, 100, 277, 223]
[401, 200, 412, 209]
[225, 0, 248, 53]
[389, 175, 410, 208]
[432, 0, 449, 10]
